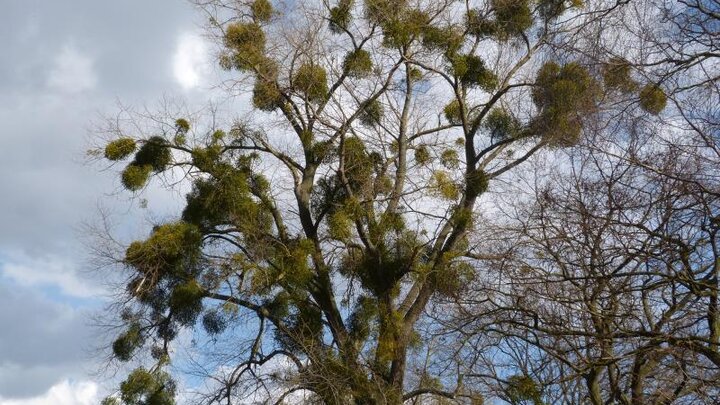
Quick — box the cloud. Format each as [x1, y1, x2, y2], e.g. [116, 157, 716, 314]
[0, 1, 214, 403]
[46, 44, 97, 93]
[0, 380, 99, 405]
[0, 252, 102, 298]
[173, 32, 210, 90]
[182, 354, 313, 404]
[0, 282, 100, 398]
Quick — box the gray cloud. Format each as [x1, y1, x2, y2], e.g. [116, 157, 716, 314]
[0, 284, 94, 397]
[0, 0, 201, 96]
[0, 0, 204, 254]
[0, 0, 216, 399]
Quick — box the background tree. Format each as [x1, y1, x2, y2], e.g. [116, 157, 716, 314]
[436, 1, 720, 402]
[92, 1, 634, 403]
[451, 138, 720, 404]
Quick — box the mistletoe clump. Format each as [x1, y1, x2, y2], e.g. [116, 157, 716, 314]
[422, 24, 463, 55]
[492, 0, 533, 38]
[133, 136, 171, 172]
[348, 295, 378, 344]
[173, 118, 190, 145]
[182, 168, 268, 234]
[435, 261, 475, 297]
[275, 299, 324, 352]
[466, 8, 498, 37]
[223, 22, 266, 71]
[121, 164, 152, 191]
[328, 210, 353, 241]
[380, 9, 430, 48]
[505, 374, 543, 404]
[444, 100, 463, 125]
[293, 63, 329, 102]
[110, 135, 170, 191]
[466, 168, 489, 198]
[364, 0, 407, 25]
[341, 237, 414, 296]
[252, 78, 283, 111]
[531, 61, 599, 147]
[484, 108, 522, 139]
[539, 0, 584, 20]
[250, 0, 273, 22]
[431, 170, 460, 200]
[246, 57, 280, 110]
[603, 57, 637, 93]
[440, 149, 460, 169]
[112, 323, 143, 362]
[359, 99, 384, 127]
[105, 138, 137, 161]
[168, 280, 205, 325]
[414, 144, 431, 165]
[329, 0, 354, 33]
[201, 311, 227, 336]
[639, 83, 667, 115]
[342, 136, 377, 195]
[174, 118, 190, 133]
[343, 49, 373, 78]
[124, 221, 203, 284]
[117, 368, 176, 405]
[451, 54, 498, 91]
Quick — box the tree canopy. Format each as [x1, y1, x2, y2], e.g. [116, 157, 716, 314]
[94, 0, 719, 404]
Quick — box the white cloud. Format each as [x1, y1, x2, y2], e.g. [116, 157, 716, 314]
[173, 32, 210, 90]
[0, 252, 102, 298]
[0, 380, 99, 405]
[46, 44, 97, 93]
[184, 356, 313, 404]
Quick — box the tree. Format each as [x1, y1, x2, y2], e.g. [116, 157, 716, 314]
[96, 1, 636, 403]
[436, 0, 720, 401]
[452, 138, 720, 403]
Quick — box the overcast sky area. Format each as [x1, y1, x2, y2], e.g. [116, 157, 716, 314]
[0, 1, 223, 403]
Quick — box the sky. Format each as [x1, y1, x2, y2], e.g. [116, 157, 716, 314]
[0, 1, 219, 403]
